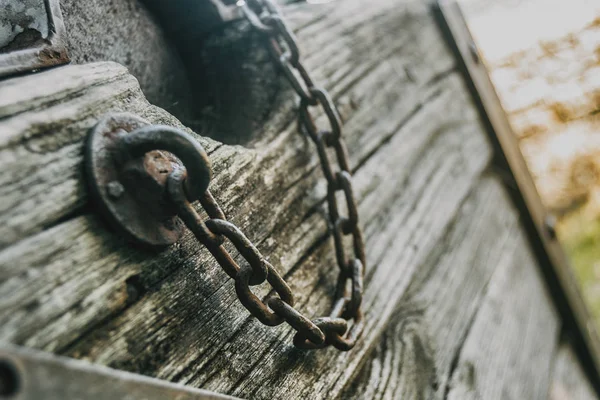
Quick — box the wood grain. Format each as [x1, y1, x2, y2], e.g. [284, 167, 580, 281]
[444, 227, 560, 399]
[340, 176, 521, 399]
[0, 0, 597, 398]
[550, 341, 599, 400]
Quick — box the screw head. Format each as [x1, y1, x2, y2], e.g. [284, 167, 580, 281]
[106, 181, 125, 200]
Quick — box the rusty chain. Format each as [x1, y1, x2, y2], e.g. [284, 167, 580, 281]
[162, 0, 366, 350]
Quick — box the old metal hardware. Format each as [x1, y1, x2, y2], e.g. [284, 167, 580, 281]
[240, 0, 367, 349]
[0, 344, 236, 399]
[0, 0, 69, 78]
[86, 0, 366, 352]
[86, 112, 364, 351]
[85, 113, 212, 246]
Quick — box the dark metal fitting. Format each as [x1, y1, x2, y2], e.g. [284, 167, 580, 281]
[0, 0, 69, 78]
[86, 113, 212, 247]
[0, 358, 21, 397]
[329, 310, 364, 351]
[267, 298, 326, 345]
[293, 317, 348, 349]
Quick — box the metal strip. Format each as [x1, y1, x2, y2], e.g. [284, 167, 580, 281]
[0, 344, 238, 399]
[434, 0, 600, 391]
[0, 0, 69, 78]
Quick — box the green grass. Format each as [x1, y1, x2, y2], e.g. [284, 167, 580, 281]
[558, 211, 600, 330]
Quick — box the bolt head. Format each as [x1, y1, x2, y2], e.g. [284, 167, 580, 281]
[106, 181, 125, 199]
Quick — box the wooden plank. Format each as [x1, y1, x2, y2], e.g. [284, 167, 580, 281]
[0, 68, 487, 395]
[550, 341, 599, 400]
[339, 176, 522, 398]
[0, 344, 236, 400]
[339, 176, 562, 399]
[444, 226, 560, 399]
[0, 0, 591, 398]
[436, 0, 600, 378]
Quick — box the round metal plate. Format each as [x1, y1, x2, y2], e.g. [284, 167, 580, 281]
[86, 113, 186, 247]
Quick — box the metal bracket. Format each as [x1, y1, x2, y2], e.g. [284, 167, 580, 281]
[0, 0, 69, 78]
[85, 113, 212, 247]
[0, 344, 236, 399]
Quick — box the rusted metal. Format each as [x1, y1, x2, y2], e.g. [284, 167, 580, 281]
[86, 113, 211, 247]
[173, 0, 365, 350]
[87, 0, 366, 351]
[0, 344, 237, 399]
[0, 0, 69, 78]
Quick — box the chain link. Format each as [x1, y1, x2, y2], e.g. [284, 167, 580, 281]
[164, 0, 366, 351]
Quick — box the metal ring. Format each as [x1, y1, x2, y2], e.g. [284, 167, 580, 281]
[310, 88, 342, 139]
[267, 298, 325, 345]
[345, 259, 363, 317]
[239, 2, 274, 33]
[168, 169, 224, 248]
[115, 125, 212, 202]
[235, 264, 294, 326]
[268, 15, 300, 65]
[328, 310, 364, 351]
[336, 171, 359, 234]
[293, 317, 348, 349]
[205, 219, 269, 284]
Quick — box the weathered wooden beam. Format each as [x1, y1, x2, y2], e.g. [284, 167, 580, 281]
[0, 344, 236, 400]
[339, 176, 563, 399]
[550, 340, 599, 400]
[0, 0, 597, 398]
[445, 227, 559, 399]
[436, 0, 600, 381]
[340, 177, 521, 398]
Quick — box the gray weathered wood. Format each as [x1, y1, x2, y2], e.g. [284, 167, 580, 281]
[339, 176, 571, 399]
[444, 229, 560, 399]
[1, 344, 236, 400]
[438, 0, 600, 377]
[0, 0, 597, 398]
[340, 177, 523, 399]
[550, 341, 599, 400]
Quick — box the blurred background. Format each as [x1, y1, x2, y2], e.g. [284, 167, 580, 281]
[461, 0, 600, 329]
